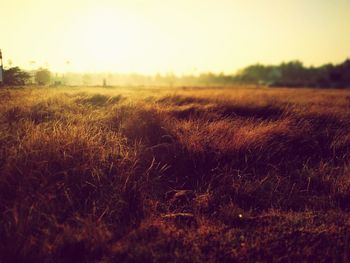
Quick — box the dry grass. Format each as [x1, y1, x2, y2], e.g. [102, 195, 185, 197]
[0, 86, 350, 262]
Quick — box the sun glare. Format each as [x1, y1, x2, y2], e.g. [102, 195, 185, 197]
[67, 8, 143, 72]
[2, 0, 349, 73]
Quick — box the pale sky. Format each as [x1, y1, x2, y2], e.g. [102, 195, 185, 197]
[1, 0, 350, 74]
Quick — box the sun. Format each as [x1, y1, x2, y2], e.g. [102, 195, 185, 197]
[67, 7, 142, 71]
[63, 5, 177, 73]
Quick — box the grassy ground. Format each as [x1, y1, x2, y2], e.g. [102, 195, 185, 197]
[0, 85, 350, 262]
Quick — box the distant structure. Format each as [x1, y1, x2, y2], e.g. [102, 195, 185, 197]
[0, 49, 3, 85]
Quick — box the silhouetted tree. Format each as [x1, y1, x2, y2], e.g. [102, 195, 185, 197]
[234, 59, 350, 88]
[35, 68, 51, 85]
[3, 67, 31, 85]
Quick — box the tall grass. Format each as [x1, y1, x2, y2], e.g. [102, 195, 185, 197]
[0, 86, 349, 262]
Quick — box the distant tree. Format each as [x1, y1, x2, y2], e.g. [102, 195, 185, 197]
[235, 64, 273, 84]
[3, 67, 31, 85]
[340, 59, 350, 85]
[278, 61, 306, 86]
[234, 59, 350, 88]
[35, 68, 51, 85]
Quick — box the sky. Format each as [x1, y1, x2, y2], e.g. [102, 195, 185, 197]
[1, 0, 350, 74]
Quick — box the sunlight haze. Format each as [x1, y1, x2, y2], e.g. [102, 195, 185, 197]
[1, 0, 350, 74]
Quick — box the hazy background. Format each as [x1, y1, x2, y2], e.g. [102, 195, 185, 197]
[1, 0, 350, 74]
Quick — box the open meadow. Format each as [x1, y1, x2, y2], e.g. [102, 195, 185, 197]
[1, 85, 350, 262]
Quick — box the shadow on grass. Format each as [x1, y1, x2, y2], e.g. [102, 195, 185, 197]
[76, 94, 125, 107]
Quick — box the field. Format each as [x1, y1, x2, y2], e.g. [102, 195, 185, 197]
[0, 85, 350, 262]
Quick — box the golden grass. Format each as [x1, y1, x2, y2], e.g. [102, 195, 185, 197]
[0, 86, 350, 262]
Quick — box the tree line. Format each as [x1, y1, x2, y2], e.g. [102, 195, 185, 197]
[2, 67, 51, 86]
[1, 59, 350, 88]
[235, 59, 350, 88]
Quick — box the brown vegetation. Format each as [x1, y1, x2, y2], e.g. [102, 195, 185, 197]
[0, 86, 350, 262]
